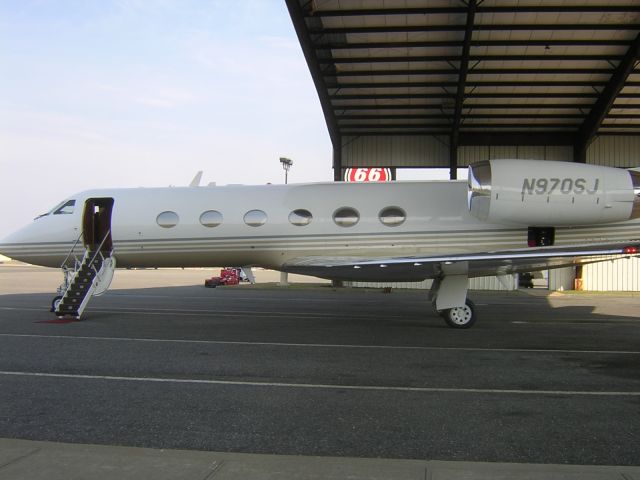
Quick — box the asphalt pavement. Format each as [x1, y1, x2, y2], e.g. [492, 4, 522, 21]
[0, 264, 639, 478]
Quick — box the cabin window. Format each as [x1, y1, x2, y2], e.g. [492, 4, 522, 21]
[244, 209, 267, 227]
[288, 209, 313, 226]
[156, 211, 179, 228]
[53, 199, 76, 215]
[379, 206, 406, 227]
[333, 207, 360, 227]
[200, 210, 223, 227]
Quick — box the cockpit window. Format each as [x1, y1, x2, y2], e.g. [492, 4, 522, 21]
[53, 199, 76, 215]
[35, 199, 77, 219]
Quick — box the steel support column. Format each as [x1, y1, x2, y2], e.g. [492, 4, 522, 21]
[574, 143, 587, 163]
[333, 140, 343, 181]
[449, 135, 458, 180]
[450, 0, 477, 180]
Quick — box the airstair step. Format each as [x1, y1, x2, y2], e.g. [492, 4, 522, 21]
[55, 243, 112, 319]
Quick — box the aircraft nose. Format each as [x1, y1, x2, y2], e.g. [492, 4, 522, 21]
[0, 238, 8, 260]
[0, 225, 36, 261]
[0, 222, 68, 267]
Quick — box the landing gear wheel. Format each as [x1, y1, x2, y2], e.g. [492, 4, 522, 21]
[50, 295, 63, 313]
[441, 299, 476, 329]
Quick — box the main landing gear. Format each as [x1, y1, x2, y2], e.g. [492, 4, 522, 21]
[437, 299, 477, 329]
[429, 273, 477, 329]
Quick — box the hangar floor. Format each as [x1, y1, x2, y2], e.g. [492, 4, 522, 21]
[0, 263, 639, 478]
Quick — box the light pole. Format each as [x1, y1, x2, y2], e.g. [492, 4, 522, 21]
[280, 157, 293, 184]
[278, 157, 293, 287]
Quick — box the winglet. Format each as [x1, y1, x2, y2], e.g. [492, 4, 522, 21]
[189, 171, 203, 187]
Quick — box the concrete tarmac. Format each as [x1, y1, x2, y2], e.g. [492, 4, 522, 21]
[1, 263, 640, 478]
[1, 438, 640, 480]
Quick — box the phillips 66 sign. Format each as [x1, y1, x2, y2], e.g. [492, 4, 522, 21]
[344, 168, 392, 182]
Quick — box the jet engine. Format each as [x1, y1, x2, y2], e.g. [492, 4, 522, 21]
[468, 160, 640, 226]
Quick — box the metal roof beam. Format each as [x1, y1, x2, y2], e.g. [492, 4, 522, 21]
[327, 77, 624, 90]
[328, 68, 628, 77]
[332, 93, 601, 100]
[333, 93, 456, 100]
[333, 92, 640, 100]
[309, 24, 640, 34]
[325, 68, 628, 78]
[319, 54, 623, 64]
[576, 32, 640, 150]
[332, 81, 634, 88]
[308, 6, 640, 17]
[337, 113, 591, 120]
[341, 123, 584, 130]
[339, 131, 629, 139]
[341, 130, 454, 136]
[317, 39, 634, 50]
[333, 104, 600, 110]
[340, 80, 640, 89]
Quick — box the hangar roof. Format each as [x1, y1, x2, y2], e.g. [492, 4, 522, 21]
[286, 1, 640, 150]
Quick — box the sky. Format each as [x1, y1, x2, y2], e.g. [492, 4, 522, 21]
[0, 0, 451, 240]
[0, 0, 337, 238]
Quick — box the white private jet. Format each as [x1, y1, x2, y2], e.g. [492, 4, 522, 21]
[1, 159, 640, 328]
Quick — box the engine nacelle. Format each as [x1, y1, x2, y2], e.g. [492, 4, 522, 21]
[468, 160, 640, 226]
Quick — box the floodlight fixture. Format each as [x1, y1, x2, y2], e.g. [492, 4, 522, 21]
[280, 157, 293, 184]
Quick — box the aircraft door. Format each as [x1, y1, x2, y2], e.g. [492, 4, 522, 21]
[83, 198, 114, 252]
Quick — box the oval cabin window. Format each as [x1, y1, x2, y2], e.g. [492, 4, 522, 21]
[156, 211, 179, 228]
[333, 207, 360, 227]
[379, 206, 406, 227]
[244, 209, 267, 227]
[289, 209, 313, 226]
[200, 210, 223, 227]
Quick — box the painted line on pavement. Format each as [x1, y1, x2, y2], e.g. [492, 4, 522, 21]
[0, 333, 639, 355]
[0, 370, 638, 397]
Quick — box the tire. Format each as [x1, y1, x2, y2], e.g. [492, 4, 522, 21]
[205, 278, 221, 288]
[50, 295, 63, 313]
[442, 299, 476, 329]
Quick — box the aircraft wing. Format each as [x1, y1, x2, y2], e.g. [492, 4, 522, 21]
[283, 241, 640, 282]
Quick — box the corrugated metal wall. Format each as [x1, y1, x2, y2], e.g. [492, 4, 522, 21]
[587, 136, 640, 167]
[548, 267, 575, 291]
[342, 135, 449, 167]
[582, 256, 640, 291]
[582, 136, 640, 290]
[457, 145, 573, 165]
[340, 135, 640, 168]
[341, 136, 574, 167]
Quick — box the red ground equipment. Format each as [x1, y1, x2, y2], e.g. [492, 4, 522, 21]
[204, 268, 241, 287]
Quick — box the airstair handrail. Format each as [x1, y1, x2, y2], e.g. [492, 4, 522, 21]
[87, 229, 112, 274]
[60, 230, 85, 269]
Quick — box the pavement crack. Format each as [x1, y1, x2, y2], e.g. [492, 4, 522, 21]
[0, 447, 41, 471]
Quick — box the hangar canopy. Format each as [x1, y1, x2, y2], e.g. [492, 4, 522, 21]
[286, 1, 640, 179]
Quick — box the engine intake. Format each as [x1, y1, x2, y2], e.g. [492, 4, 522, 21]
[468, 160, 640, 226]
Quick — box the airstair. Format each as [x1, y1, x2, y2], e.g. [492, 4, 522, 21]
[53, 230, 115, 319]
